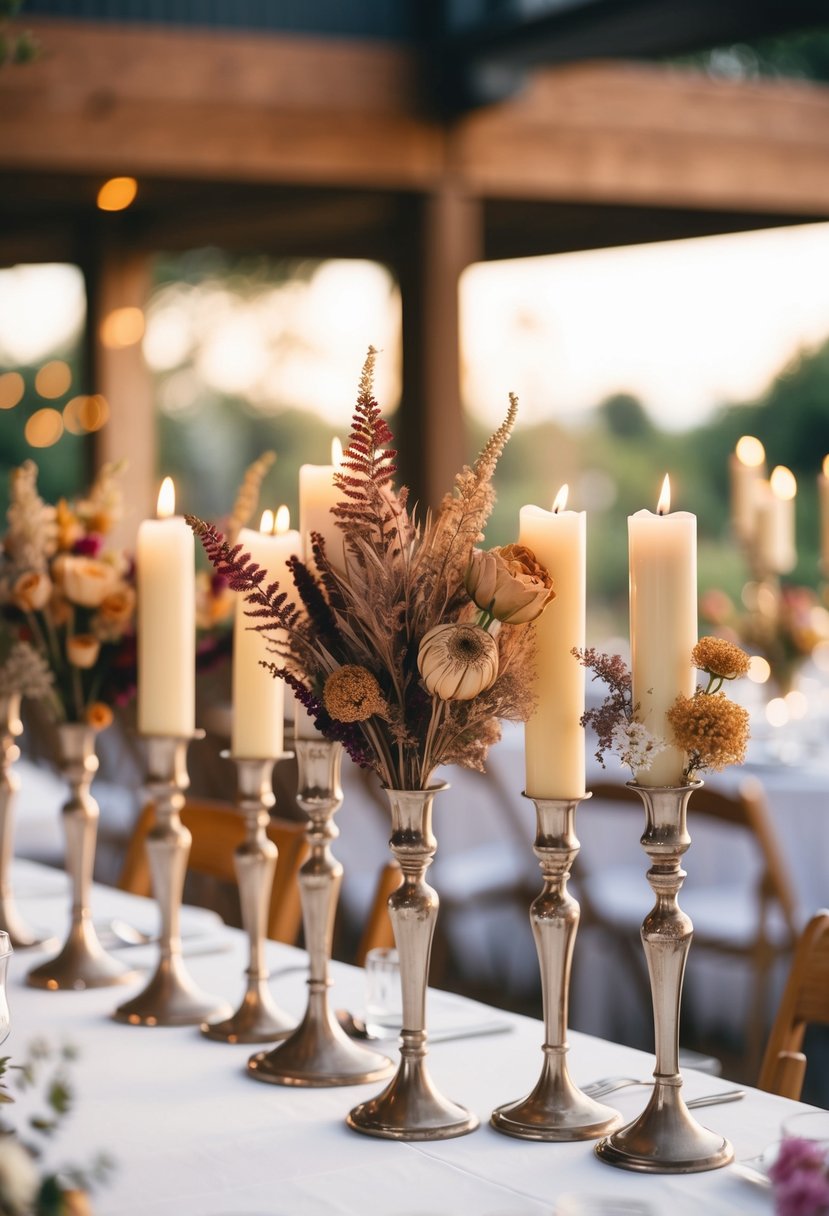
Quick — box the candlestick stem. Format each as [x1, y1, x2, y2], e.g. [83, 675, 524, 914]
[27, 723, 136, 990]
[595, 781, 733, 1173]
[492, 793, 622, 1140]
[201, 753, 296, 1043]
[114, 733, 231, 1026]
[248, 739, 393, 1086]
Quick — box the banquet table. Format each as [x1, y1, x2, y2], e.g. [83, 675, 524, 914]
[6, 859, 814, 1215]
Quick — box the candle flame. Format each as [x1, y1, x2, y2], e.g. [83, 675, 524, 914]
[657, 474, 671, 515]
[259, 509, 274, 533]
[823, 455, 829, 479]
[331, 437, 343, 467]
[770, 465, 797, 501]
[274, 505, 290, 535]
[552, 485, 568, 513]
[735, 435, 765, 468]
[157, 476, 175, 518]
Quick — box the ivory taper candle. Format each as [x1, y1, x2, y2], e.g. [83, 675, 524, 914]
[628, 475, 697, 787]
[819, 456, 829, 576]
[756, 465, 797, 575]
[520, 486, 586, 799]
[137, 477, 196, 737]
[231, 507, 300, 759]
[729, 435, 766, 546]
[298, 437, 344, 571]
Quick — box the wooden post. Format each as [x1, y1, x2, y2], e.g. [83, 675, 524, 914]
[83, 234, 156, 549]
[396, 188, 483, 511]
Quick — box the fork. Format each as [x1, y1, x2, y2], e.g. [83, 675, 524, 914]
[581, 1076, 745, 1108]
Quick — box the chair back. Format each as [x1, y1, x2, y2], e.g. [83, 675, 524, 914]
[588, 775, 799, 943]
[758, 909, 829, 1100]
[354, 860, 402, 967]
[118, 798, 307, 944]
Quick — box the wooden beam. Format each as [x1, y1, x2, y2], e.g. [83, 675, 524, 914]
[0, 18, 443, 190]
[453, 61, 829, 216]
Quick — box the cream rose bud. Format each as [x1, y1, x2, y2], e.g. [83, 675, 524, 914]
[11, 570, 52, 611]
[59, 556, 119, 608]
[465, 544, 555, 624]
[66, 633, 100, 669]
[417, 623, 499, 701]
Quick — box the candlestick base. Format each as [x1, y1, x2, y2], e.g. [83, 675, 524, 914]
[201, 979, 294, 1044]
[114, 953, 230, 1027]
[248, 995, 394, 1088]
[492, 1046, 621, 1141]
[27, 918, 138, 992]
[595, 1084, 732, 1174]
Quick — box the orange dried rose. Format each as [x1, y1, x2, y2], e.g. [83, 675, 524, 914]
[466, 544, 555, 625]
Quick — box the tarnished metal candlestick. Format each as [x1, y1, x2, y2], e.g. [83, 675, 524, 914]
[595, 781, 733, 1174]
[248, 738, 393, 1086]
[0, 695, 51, 949]
[114, 734, 231, 1027]
[201, 752, 296, 1044]
[347, 783, 478, 1140]
[492, 793, 622, 1141]
[27, 724, 137, 990]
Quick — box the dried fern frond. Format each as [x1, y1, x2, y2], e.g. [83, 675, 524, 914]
[226, 451, 276, 544]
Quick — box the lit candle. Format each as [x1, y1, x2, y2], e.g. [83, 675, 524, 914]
[137, 477, 196, 737]
[231, 506, 300, 759]
[298, 437, 344, 571]
[729, 435, 766, 545]
[819, 456, 829, 576]
[628, 475, 697, 787]
[520, 486, 586, 800]
[756, 466, 797, 575]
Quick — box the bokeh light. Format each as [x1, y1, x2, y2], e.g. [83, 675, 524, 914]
[100, 307, 145, 349]
[34, 359, 72, 399]
[63, 394, 110, 434]
[747, 655, 771, 683]
[97, 177, 138, 212]
[0, 371, 24, 410]
[25, 408, 64, 447]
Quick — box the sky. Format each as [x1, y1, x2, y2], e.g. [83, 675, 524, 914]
[2, 220, 829, 432]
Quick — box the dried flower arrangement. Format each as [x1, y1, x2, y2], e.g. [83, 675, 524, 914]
[0, 1041, 113, 1216]
[0, 462, 136, 730]
[574, 636, 751, 780]
[190, 347, 554, 791]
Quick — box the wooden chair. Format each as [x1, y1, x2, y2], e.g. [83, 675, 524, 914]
[118, 798, 308, 944]
[577, 776, 799, 1074]
[354, 860, 402, 967]
[758, 909, 829, 1100]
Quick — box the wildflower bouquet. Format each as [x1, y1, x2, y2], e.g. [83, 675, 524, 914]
[575, 636, 751, 780]
[190, 347, 553, 791]
[701, 582, 829, 694]
[0, 461, 136, 730]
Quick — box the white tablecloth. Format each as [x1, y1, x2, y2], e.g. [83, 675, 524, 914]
[5, 859, 813, 1215]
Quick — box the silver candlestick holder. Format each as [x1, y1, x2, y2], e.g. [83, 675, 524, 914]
[248, 738, 393, 1086]
[347, 782, 478, 1141]
[114, 733, 231, 1027]
[27, 723, 137, 990]
[201, 752, 296, 1044]
[0, 694, 52, 949]
[595, 780, 733, 1174]
[492, 793, 622, 1141]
